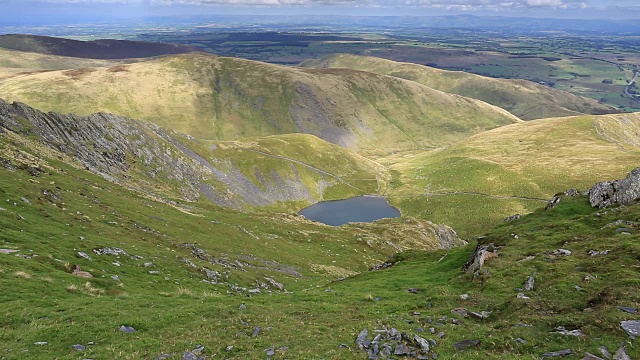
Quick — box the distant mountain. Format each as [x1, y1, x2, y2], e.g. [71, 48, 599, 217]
[0, 51, 520, 156]
[303, 54, 619, 121]
[0, 34, 197, 59]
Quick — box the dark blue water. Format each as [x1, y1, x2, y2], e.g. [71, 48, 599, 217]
[299, 196, 401, 226]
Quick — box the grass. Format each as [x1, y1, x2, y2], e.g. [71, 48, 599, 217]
[0, 51, 519, 156]
[384, 113, 640, 237]
[303, 54, 618, 120]
[1, 150, 638, 359]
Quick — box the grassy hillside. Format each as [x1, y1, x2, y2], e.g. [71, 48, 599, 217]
[1, 133, 637, 358]
[387, 113, 640, 236]
[0, 52, 520, 156]
[303, 54, 618, 120]
[0, 34, 196, 59]
[0, 99, 384, 212]
[0, 48, 122, 70]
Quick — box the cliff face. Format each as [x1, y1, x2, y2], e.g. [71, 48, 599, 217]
[0, 99, 368, 210]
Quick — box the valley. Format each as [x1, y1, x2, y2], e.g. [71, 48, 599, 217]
[0, 16, 639, 360]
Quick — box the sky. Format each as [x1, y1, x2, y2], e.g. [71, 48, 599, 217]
[2, 0, 639, 24]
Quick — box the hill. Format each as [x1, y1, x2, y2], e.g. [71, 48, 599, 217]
[0, 98, 388, 212]
[1, 120, 638, 358]
[386, 113, 640, 236]
[0, 52, 520, 156]
[303, 54, 618, 120]
[0, 34, 197, 59]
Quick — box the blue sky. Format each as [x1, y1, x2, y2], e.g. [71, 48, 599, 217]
[2, 0, 639, 23]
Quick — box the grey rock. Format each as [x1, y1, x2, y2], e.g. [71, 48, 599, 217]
[588, 250, 610, 256]
[33, 342, 48, 345]
[21, 197, 31, 205]
[504, 214, 521, 222]
[451, 308, 468, 318]
[239, 303, 246, 310]
[460, 293, 469, 300]
[564, 189, 580, 197]
[394, 343, 410, 355]
[357, 329, 369, 349]
[542, 349, 574, 358]
[388, 328, 400, 341]
[551, 249, 572, 256]
[515, 338, 527, 344]
[621, 320, 640, 338]
[148, 271, 159, 275]
[546, 195, 562, 211]
[452, 340, 480, 350]
[367, 343, 379, 359]
[599, 346, 612, 359]
[77, 252, 92, 261]
[469, 311, 491, 320]
[428, 339, 438, 348]
[251, 326, 261, 337]
[613, 347, 630, 360]
[182, 352, 197, 360]
[436, 332, 445, 339]
[618, 306, 638, 314]
[0, 249, 19, 254]
[407, 288, 421, 294]
[414, 335, 430, 353]
[381, 344, 392, 356]
[265, 348, 275, 357]
[111, 275, 120, 281]
[143, 262, 154, 267]
[603, 220, 636, 228]
[155, 354, 172, 360]
[73, 344, 86, 351]
[192, 345, 204, 354]
[119, 325, 136, 333]
[225, 346, 234, 352]
[93, 247, 127, 256]
[517, 293, 530, 299]
[582, 353, 605, 360]
[431, 353, 438, 359]
[554, 327, 584, 336]
[589, 168, 640, 208]
[278, 346, 288, 352]
[524, 275, 535, 291]
[463, 243, 497, 273]
[265, 277, 285, 291]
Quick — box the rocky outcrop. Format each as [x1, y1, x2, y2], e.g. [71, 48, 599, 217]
[0, 99, 327, 209]
[589, 168, 640, 208]
[462, 242, 498, 274]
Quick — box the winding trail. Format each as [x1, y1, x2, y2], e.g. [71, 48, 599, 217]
[625, 71, 639, 103]
[420, 191, 548, 202]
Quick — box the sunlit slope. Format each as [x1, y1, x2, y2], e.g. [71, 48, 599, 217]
[0, 52, 520, 155]
[303, 54, 618, 120]
[0, 99, 384, 212]
[388, 113, 640, 236]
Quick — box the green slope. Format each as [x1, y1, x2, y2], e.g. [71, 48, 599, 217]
[0, 99, 384, 212]
[1, 134, 638, 358]
[0, 52, 520, 156]
[387, 113, 640, 236]
[303, 54, 618, 120]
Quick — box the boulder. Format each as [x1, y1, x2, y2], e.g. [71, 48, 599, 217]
[589, 168, 640, 208]
[542, 349, 574, 358]
[463, 243, 497, 274]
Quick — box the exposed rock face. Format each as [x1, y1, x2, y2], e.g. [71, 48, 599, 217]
[589, 168, 640, 208]
[463, 243, 498, 274]
[0, 99, 323, 209]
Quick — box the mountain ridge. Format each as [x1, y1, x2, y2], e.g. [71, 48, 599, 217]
[303, 54, 619, 121]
